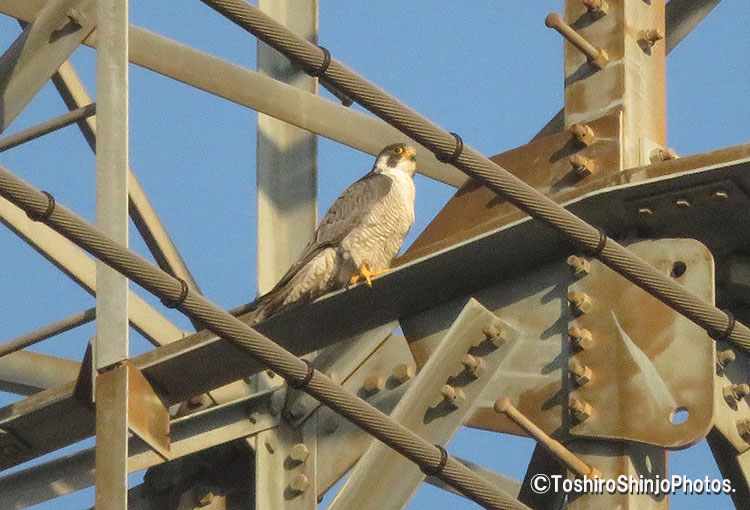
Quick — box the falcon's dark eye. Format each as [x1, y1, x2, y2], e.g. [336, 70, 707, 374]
[394, 147, 403, 154]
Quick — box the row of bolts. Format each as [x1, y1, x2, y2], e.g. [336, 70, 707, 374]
[274, 267, 747, 493]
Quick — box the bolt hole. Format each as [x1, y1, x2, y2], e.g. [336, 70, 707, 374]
[670, 407, 689, 425]
[671, 261, 687, 278]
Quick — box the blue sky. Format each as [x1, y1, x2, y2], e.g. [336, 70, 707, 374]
[0, 1, 748, 508]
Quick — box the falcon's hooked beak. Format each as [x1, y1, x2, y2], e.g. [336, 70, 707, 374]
[403, 147, 417, 162]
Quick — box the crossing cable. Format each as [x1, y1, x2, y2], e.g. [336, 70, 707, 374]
[0, 167, 530, 510]
[196, 0, 750, 354]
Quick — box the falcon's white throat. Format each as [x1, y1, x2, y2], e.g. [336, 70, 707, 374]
[374, 151, 417, 177]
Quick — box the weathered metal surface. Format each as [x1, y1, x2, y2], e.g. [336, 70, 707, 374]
[95, 364, 129, 510]
[0, 0, 95, 132]
[563, 0, 666, 169]
[315, 333, 415, 495]
[403, 114, 621, 262]
[284, 321, 398, 426]
[256, 0, 318, 295]
[330, 299, 521, 510]
[567, 239, 714, 448]
[0, 149, 748, 474]
[253, 418, 317, 510]
[706, 426, 750, 509]
[0, 390, 277, 509]
[517, 445, 567, 510]
[0, 307, 95, 358]
[125, 361, 171, 460]
[0, 350, 79, 396]
[566, 440, 668, 510]
[711, 339, 750, 453]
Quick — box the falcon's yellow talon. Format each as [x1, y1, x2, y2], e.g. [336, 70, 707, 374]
[351, 264, 388, 287]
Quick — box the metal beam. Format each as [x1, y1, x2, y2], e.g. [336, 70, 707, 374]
[0, 103, 95, 152]
[665, 0, 723, 54]
[256, 0, 318, 294]
[0, 0, 95, 133]
[0, 350, 80, 395]
[0, 0, 466, 187]
[0, 390, 277, 509]
[51, 60, 205, 300]
[0, 307, 95, 358]
[0, 195, 184, 345]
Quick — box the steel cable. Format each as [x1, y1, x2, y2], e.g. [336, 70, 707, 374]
[196, 0, 750, 353]
[0, 165, 530, 510]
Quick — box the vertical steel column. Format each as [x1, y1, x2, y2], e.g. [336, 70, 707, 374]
[95, 0, 130, 508]
[256, 0, 318, 293]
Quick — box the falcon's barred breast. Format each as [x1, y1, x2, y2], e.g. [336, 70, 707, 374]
[250, 143, 417, 323]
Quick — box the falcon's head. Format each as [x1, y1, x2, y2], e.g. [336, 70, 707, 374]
[374, 143, 417, 177]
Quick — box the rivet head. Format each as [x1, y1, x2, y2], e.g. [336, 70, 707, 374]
[724, 383, 750, 405]
[363, 374, 385, 394]
[441, 384, 466, 408]
[639, 28, 664, 48]
[568, 292, 592, 315]
[713, 190, 729, 201]
[570, 123, 596, 146]
[650, 147, 678, 163]
[737, 419, 750, 443]
[288, 443, 310, 464]
[568, 326, 593, 350]
[461, 354, 486, 378]
[569, 397, 592, 421]
[569, 362, 592, 386]
[567, 255, 591, 278]
[582, 0, 609, 17]
[392, 364, 415, 384]
[288, 473, 310, 494]
[288, 401, 309, 420]
[675, 198, 691, 209]
[569, 154, 595, 178]
[482, 323, 506, 347]
[717, 349, 736, 369]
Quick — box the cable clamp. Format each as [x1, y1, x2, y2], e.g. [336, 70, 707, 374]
[710, 310, 736, 341]
[435, 132, 464, 165]
[421, 444, 449, 476]
[161, 277, 189, 309]
[26, 191, 56, 222]
[289, 359, 315, 390]
[582, 227, 607, 256]
[307, 46, 331, 78]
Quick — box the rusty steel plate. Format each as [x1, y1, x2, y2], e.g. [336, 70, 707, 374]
[567, 239, 714, 448]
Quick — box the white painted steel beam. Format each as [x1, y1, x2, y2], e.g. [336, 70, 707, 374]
[0, 196, 184, 345]
[256, 0, 318, 294]
[0, 350, 80, 395]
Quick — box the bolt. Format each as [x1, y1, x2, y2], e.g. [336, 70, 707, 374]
[566, 255, 591, 278]
[675, 198, 691, 209]
[247, 412, 259, 424]
[482, 323, 506, 347]
[546, 13, 609, 68]
[441, 384, 466, 408]
[265, 369, 276, 378]
[569, 362, 592, 386]
[639, 28, 664, 48]
[569, 398, 592, 422]
[723, 383, 750, 405]
[322, 415, 339, 435]
[288, 473, 310, 494]
[198, 490, 218, 506]
[461, 354, 486, 378]
[569, 154, 595, 178]
[713, 190, 729, 201]
[363, 374, 385, 394]
[717, 349, 736, 369]
[637, 207, 653, 217]
[568, 292, 593, 315]
[392, 364, 415, 384]
[569, 123, 596, 146]
[288, 443, 310, 464]
[737, 419, 750, 443]
[582, 0, 609, 17]
[568, 326, 594, 350]
[650, 147, 678, 163]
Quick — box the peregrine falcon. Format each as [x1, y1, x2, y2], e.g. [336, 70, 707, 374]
[250, 143, 417, 323]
